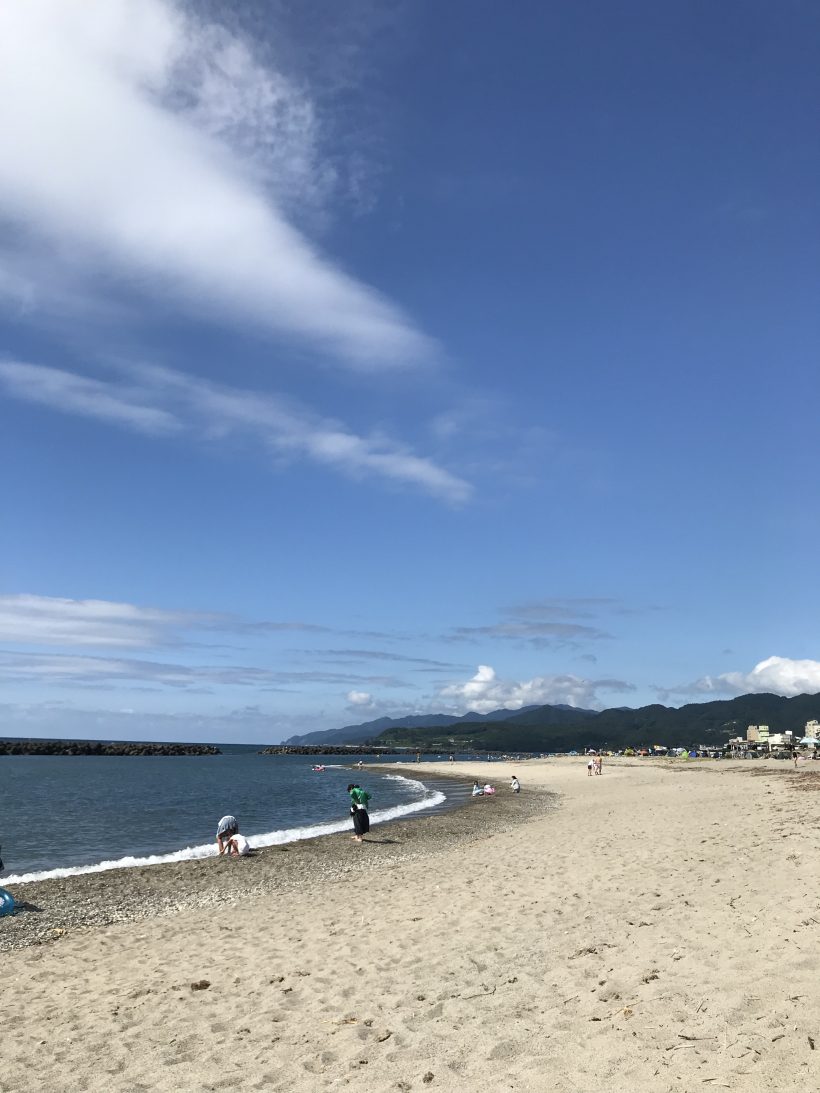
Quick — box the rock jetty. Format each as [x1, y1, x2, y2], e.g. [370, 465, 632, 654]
[0, 740, 221, 756]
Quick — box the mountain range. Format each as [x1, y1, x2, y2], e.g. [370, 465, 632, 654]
[283, 706, 555, 746]
[284, 692, 820, 753]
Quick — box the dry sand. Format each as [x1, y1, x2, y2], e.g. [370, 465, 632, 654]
[2, 757, 820, 1092]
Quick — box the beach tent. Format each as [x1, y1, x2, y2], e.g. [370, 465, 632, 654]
[799, 737, 819, 746]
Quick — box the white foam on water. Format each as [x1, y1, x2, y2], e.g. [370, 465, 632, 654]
[3, 775, 447, 886]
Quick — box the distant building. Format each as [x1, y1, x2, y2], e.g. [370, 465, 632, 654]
[767, 731, 793, 749]
[746, 725, 769, 742]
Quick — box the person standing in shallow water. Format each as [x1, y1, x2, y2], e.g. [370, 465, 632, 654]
[347, 783, 371, 842]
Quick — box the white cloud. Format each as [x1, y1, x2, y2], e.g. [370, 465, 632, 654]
[0, 648, 404, 690]
[0, 1, 432, 366]
[0, 361, 180, 435]
[447, 598, 636, 646]
[452, 621, 611, 644]
[677, 656, 820, 699]
[437, 664, 635, 714]
[0, 594, 212, 648]
[346, 690, 374, 707]
[0, 651, 276, 688]
[0, 359, 471, 502]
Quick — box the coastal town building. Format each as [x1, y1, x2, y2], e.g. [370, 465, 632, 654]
[727, 728, 794, 757]
[766, 732, 793, 749]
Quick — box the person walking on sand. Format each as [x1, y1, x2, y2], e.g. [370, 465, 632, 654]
[587, 757, 594, 776]
[347, 783, 371, 842]
[510, 775, 521, 793]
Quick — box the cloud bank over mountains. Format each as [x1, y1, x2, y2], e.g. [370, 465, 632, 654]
[668, 656, 820, 701]
[437, 664, 636, 714]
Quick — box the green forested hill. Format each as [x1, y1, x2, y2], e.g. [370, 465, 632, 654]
[369, 692, 820, 752]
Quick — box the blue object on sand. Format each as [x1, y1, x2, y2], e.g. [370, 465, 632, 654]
[0, 887, 15, 917]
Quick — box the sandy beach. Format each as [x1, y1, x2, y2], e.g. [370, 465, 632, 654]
[2, 757, 820, 1092]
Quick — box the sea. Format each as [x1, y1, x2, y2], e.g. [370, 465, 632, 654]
[0, 745, 477, 884]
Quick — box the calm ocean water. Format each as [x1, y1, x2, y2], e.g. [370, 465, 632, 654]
[0, 749, 468, 883]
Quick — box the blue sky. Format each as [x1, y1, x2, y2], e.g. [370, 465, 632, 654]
[1, 0, 819, 743]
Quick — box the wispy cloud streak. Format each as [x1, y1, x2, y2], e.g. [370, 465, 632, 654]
[0, 649, 405, 690]
[451, 621, 612, 644]
[0, 360, 472, 502]
[0, 594, 214, 648]
[0, 361, 180, 435]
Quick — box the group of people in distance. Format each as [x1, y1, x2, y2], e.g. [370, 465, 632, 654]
[471, 775, 521, 797]
[586, 753, 604, 776]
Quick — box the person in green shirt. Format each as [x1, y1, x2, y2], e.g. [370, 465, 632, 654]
[347, 783, 371, 842]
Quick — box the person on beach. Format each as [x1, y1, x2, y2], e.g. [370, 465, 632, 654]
[510, 775, 521, 793]
[595, 755, 603, 775]
[216, 815, 239, 854]
[223, 829, 251, 857]
[347, 783, 371, 842]
[587, 757, 594, 776]
[472, 781, 484, 796]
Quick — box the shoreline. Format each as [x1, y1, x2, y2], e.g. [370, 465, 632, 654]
[0, 770, 554, 952]
[0, 765, 465, 888]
